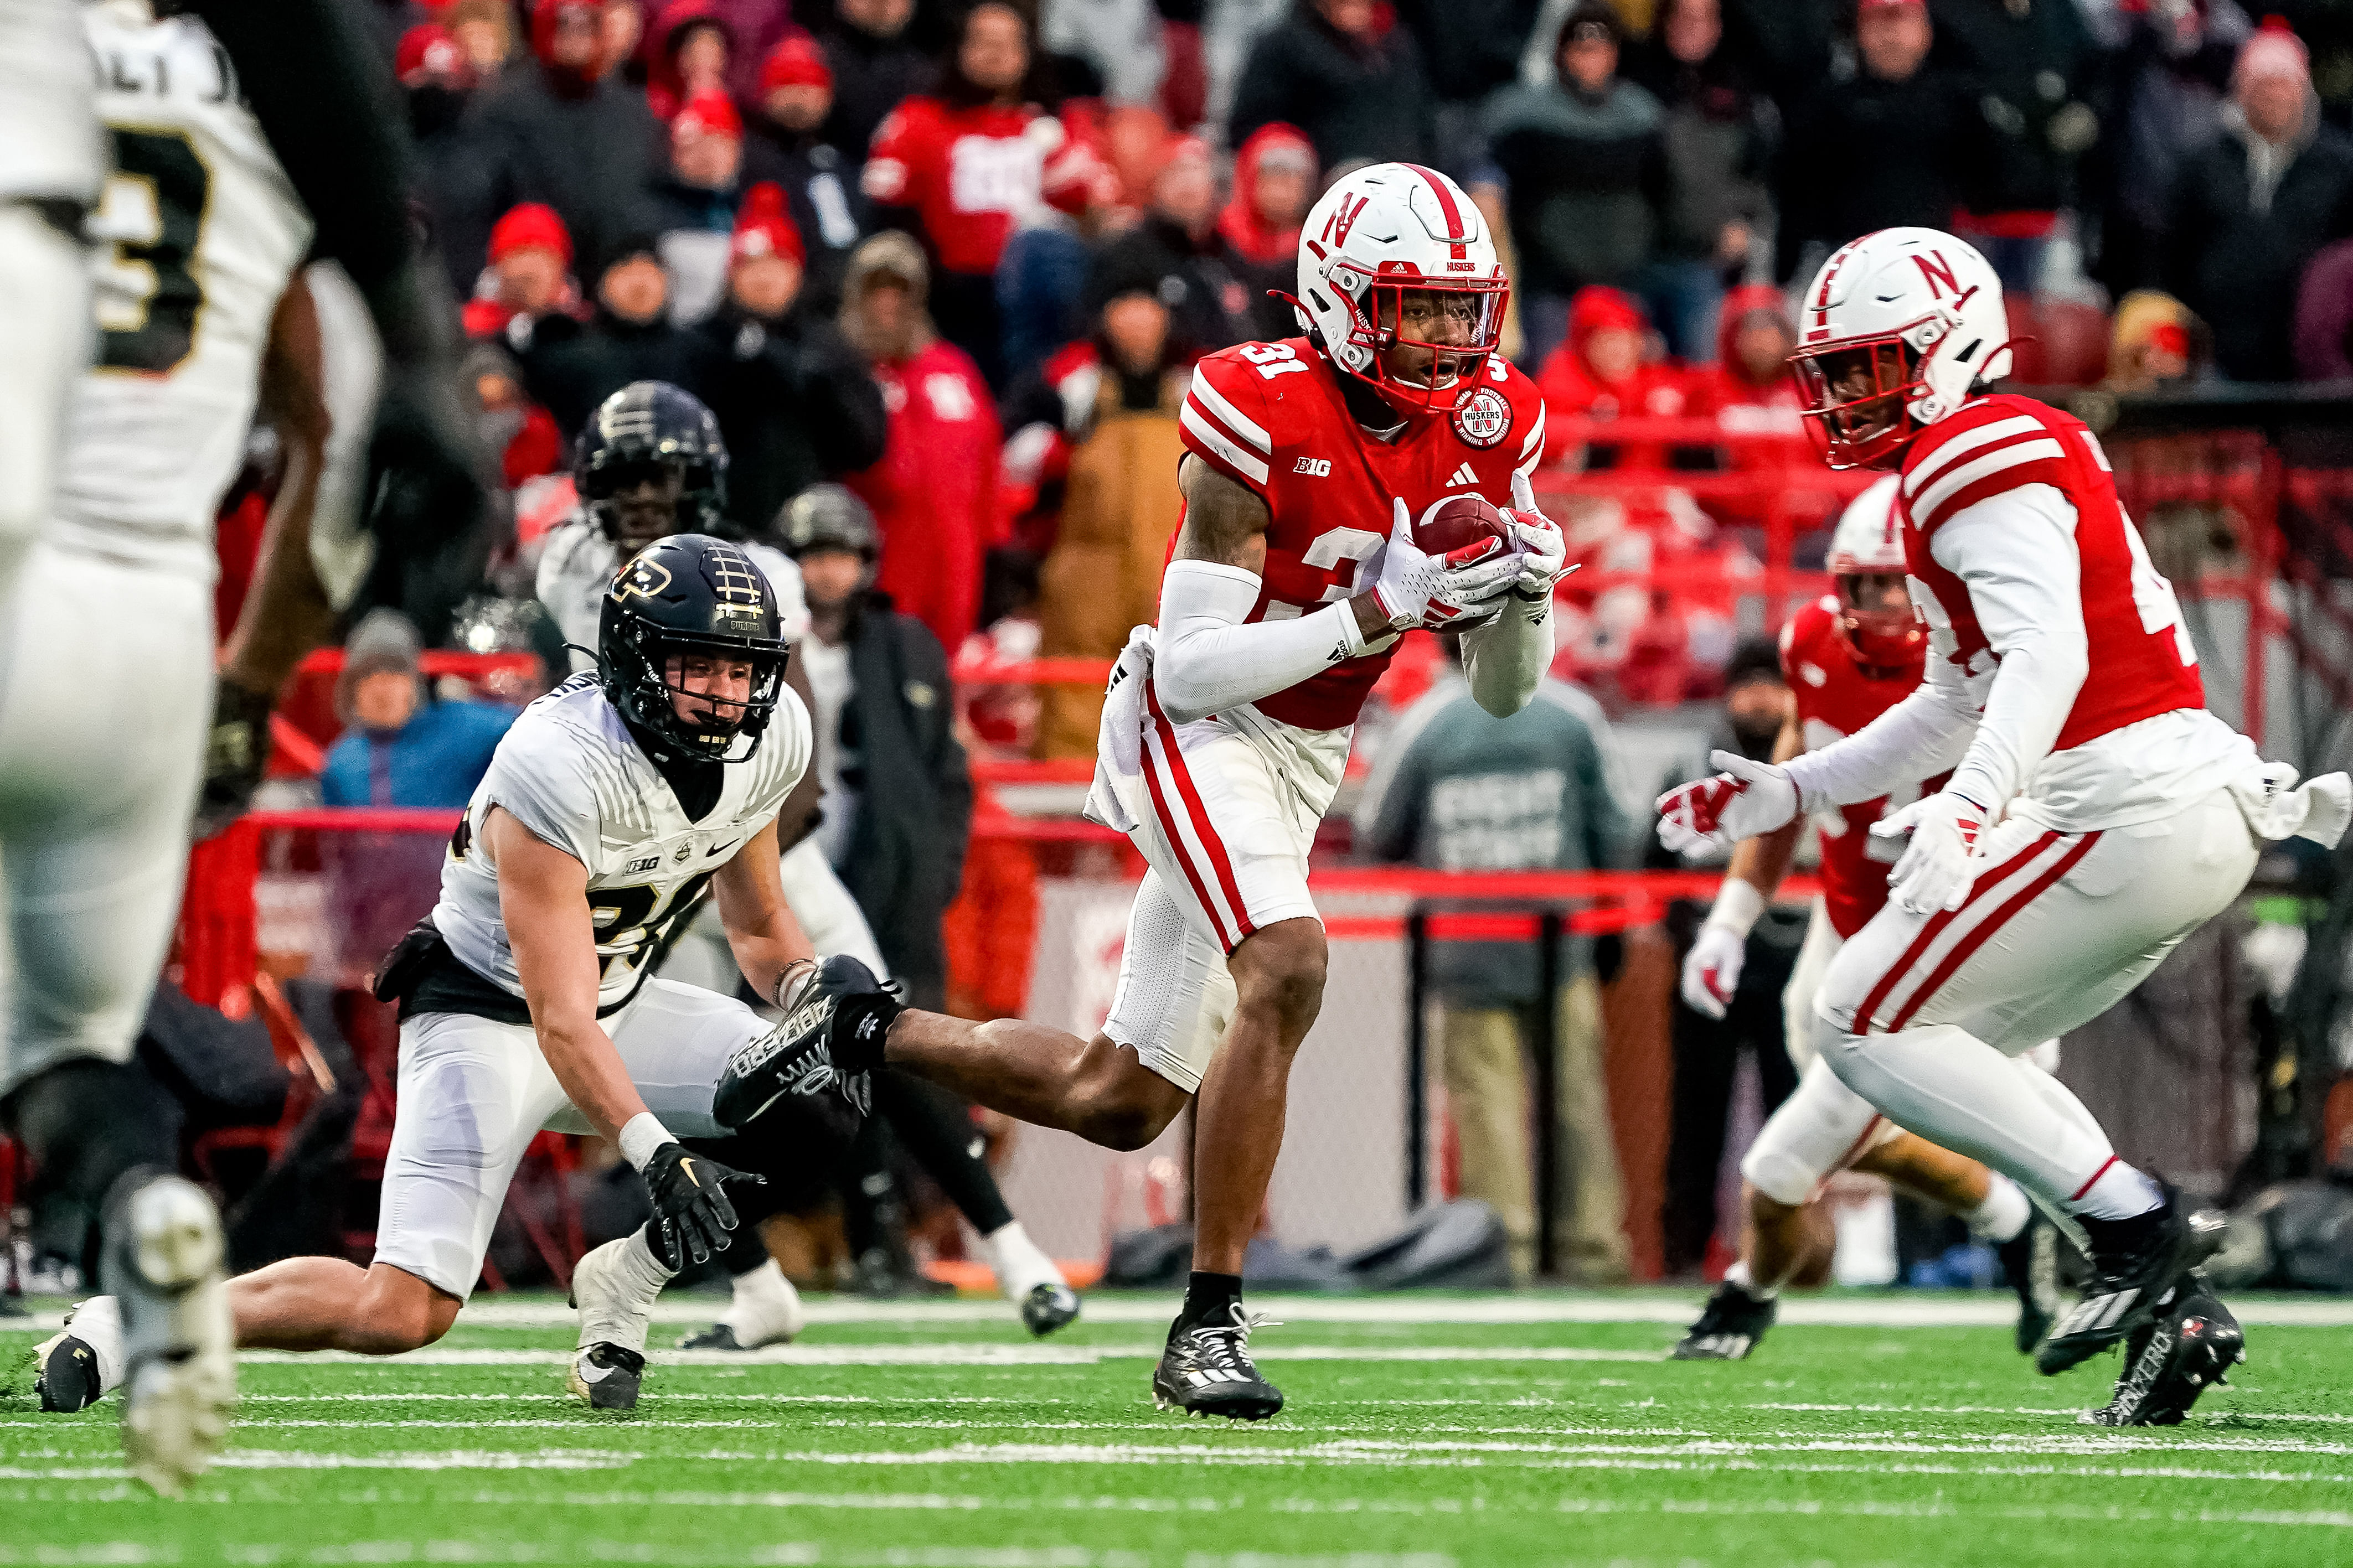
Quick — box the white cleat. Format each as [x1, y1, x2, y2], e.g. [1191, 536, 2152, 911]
[567, 1236, 667, 1411]
[678, 1259, 805, 1350]
[108, 1176, 235, 1497]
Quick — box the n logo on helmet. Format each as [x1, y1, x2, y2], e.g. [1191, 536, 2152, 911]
[1326, 194, 1368, 249]
[613, 556, 673, 603]
[1912, 252, 1960, 300]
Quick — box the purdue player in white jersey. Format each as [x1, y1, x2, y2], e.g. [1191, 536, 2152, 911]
[10, 0, 311, 1495]
[43, 534, 851, 1415]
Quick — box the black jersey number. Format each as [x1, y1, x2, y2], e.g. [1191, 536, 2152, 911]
[589, 873, 715, 980]
[95, 127, 211, 375]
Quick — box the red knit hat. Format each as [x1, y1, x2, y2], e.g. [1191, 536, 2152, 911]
[673, 89, 742, 142]
[488, 203, 572, 267]
[731, 182, 806, 266]
[396, 23, 464, 81]
[760, 35, 832, 95]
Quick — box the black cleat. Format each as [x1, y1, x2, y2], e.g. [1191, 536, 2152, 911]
[33, 1333, 104, 1413]
[676, 1323, 746, 1350]
[2084, 1280, 2244, 1427]
[1999, 1213, 2062, 1355]
[2037, 1188, 2225, 1375]
[1021, 1282, 1081, 1337]
[1153, 1305, 1283, 1420]
[567, 1343, 646, 1411]
[1671, 1281, 1777, 1360]
[714, 955, 895, 1127]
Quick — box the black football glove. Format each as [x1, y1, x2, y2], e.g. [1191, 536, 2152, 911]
[639, 1142, 762, 1271]
[193, 678, 277, 841]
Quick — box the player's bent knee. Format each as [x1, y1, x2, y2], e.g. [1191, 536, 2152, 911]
[356, 1265, 462, 1354]
[1073, 1061, 1188, 1150]
[1230, 920, 1328, 1035]
[1741, 1147, 1820, 1210]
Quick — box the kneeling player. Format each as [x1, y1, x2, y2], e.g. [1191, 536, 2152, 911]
[40, 534, 847, 1412]
[1673, 479, 2055, 1360]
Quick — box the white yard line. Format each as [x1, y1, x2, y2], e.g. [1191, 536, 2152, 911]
[213, 1344, 1664, 1368]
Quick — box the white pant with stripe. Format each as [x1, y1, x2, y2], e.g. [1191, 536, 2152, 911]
[1101, 697, 1347, 1092]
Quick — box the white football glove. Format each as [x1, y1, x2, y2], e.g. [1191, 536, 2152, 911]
[1679, 922, 1746, 1020]
[1655, 750, 1800, 855]
[1505, 471, 1572, 598]
[1371, 496, 1524, 629]
[1870, 789, 1989, 915]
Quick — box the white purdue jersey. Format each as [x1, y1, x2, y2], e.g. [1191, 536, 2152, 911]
[430, 673, 813, 1013]
[53, 1, 312, 579]
[0, 0, 101, 204]
[538, 516, 811, 672]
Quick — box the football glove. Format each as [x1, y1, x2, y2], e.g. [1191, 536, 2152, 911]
[1505, 471, 1572, 599]
[639, 1142, 761, 1271]
[1871, 789, 1988, 915]
[1679, 922, 1746, 1020]
[1655, 751, 1800, 855]
[192, 679, 277, 841]
[1371, 497, 1524, 630]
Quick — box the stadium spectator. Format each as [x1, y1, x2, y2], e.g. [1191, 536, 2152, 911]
[1928, 0, 2101, 294]
[1041, 0, 1168, 107]
[602, 0, 649, 86]
[462, 203, 584, 342]
[698, 187, 890, 532]
[1227, 0, 1437, 172]
[354, 0, 436, 67]
[1773, 0, 1993, 285]
[400, 24, 500, 297]
[647, 0, 734, 122]
[1621, 0, 1773, 360]
[467, 0, 665, 287]
[513, 235, 715, 433]
[463, 341, 567, 489]
[863, 2, 1064, 388]
[648, 90, 750, 324]
[697, 0, 799, 102]
[840, 232, 1002, 650]
[2082, 0, 2249, 302]
[821, 0, 934, 161]
[2297, 237, 2353, 381]
[993, 117, 1124, 388]
[1355, 644, 1637, 1285]
[1217, 122, 1317, 344]
[1685, 282, 1811, 537]
[1082, 136, 1248, 360]
[1648, 637, 1805, 1279]
[1008, 280, 1190, 758]
[781, 487, 974, 1012]
[744, 35, 869, 313]
[1483, 3, 1669, 371]
[2163, 18, 2353, 382]
[1537, 286, 1688, 471]
[446, 0, 517, 76]
[2108, 288, 2201, 392]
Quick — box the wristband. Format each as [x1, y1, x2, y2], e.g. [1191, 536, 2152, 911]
[1701, 877, 1767, 940]
[618, 1111, 674, 1172]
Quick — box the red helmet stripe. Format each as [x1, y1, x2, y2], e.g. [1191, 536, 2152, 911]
[1400, 163, 1470, 261]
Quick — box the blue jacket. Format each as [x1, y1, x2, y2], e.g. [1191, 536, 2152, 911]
[320, 698, 517, 810]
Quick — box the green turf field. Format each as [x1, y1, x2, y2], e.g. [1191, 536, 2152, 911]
[4, 1292, 2350, 1567]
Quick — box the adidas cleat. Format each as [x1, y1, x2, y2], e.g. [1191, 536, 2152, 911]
[567, 1343, 646, 1411]
[714, 955, 894, 1127]
[1672, 1281, 1776, 1360]
[1152, 1305, 1283, 1420]
[1020, 1282, 1081, 1337]
[2038, 1189, 2225, 1375]
[110, 1176, 236, 1497]
[2084, 1282, 2245, 1427]
[1999, 1212, 2062, 1355]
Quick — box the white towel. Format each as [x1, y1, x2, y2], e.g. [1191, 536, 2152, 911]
[2229, 762, 2353, 848]
[1082, 625, 1156, 836]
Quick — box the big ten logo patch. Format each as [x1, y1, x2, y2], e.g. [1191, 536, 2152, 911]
[1293, 457, 1331, 477]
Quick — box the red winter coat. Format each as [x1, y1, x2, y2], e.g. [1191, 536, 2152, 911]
[849, 339, 1002, 648]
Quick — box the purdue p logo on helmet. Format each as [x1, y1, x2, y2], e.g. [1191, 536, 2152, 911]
[598, 533, 791, 761]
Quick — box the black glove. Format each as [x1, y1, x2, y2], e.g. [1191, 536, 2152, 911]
[193, 679, 277, 841]
[640, 1142, 763, 1270]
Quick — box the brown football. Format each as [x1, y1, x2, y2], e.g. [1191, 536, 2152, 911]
[1414, 493, 1511, 560]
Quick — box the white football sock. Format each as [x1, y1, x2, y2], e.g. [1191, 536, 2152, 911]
[575, 1230, 674, 1354]
[2071, 1157, 2164, 1220]
[981, 1220, 1065, 1304]
[61, 1294, 125, 1395]
[623, 1227, 676, 1289]
[1963, 1173, 2031, 1243]
[1823, 1022, 2120, 1214]
[717, 1259, 804, 1348]
[1723, 1259, 1776, 1301]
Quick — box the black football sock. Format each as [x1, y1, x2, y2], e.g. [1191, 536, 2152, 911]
[875, 1072, 1014, 1236]
[1173, 1270, 1245, 1340]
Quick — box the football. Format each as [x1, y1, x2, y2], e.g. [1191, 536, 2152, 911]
[1414, 493, 1513, 560]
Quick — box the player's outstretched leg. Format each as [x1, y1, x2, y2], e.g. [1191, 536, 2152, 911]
[2086, 1275, 2244, 1427]
[109, 1174, 236, 1497]
[1853, 1132, 2055, 1355]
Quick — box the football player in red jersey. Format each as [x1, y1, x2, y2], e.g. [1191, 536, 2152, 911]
[1671, 479, 2056, 1362]
[1660, 227, 2350, 1400]
[719, 163, 1572, 1419]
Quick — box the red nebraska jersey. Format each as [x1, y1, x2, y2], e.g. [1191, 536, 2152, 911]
[1781, 597, 1945, 938]
[862, 97, 1040, 276]
[1898, 394, 2204, 752]
[1175, 339, 1548, 730]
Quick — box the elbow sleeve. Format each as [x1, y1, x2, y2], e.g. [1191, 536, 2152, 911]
[1462, 593, 1551, 716]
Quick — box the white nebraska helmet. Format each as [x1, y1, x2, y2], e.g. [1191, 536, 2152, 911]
[1293, 162, 1507, 412]
[1825, 474, 1905, 574]
[1824, 474, 1924, 669]
[1789, 227, 2010, 469]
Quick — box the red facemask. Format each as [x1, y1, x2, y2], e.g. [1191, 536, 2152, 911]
[1789, 331, 1929, 470]
[1835, 578, 1927, 672]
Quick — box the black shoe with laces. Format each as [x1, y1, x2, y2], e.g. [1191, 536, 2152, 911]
[1153, 1303, 1283, 1420]
[2037, 1187, 2225, 1375]
[32, 1332, 104, 1412]
[1671, 1280, 1776, 1360]
[1021, 1282, 1081, 1337]
[566, 1343, 646, 1411]
[2084, 1277, 2244, 1427]
[714, 955, 895, 1128]
[1998, 1212, 2061, 1355]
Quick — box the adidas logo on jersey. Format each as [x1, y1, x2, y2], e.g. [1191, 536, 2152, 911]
[1446, 463, 1478, 487]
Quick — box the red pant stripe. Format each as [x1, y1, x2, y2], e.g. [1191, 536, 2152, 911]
[2070, 1153, 2120, 1204]
[1881, 831, 2101, 1034]
[1851, 830, 2060, 1034]
[1144, 689, 1256, 952]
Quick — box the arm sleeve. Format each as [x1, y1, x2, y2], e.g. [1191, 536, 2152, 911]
[1458, 589, 1552, 717]
[1780, 661, 1980, 811]
[1150, 560, 1369, 726]
[1931, 484, 2091, 809]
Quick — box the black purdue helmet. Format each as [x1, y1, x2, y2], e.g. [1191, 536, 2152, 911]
[598, 534, 789, 761]
[576, 381, 729, 549]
